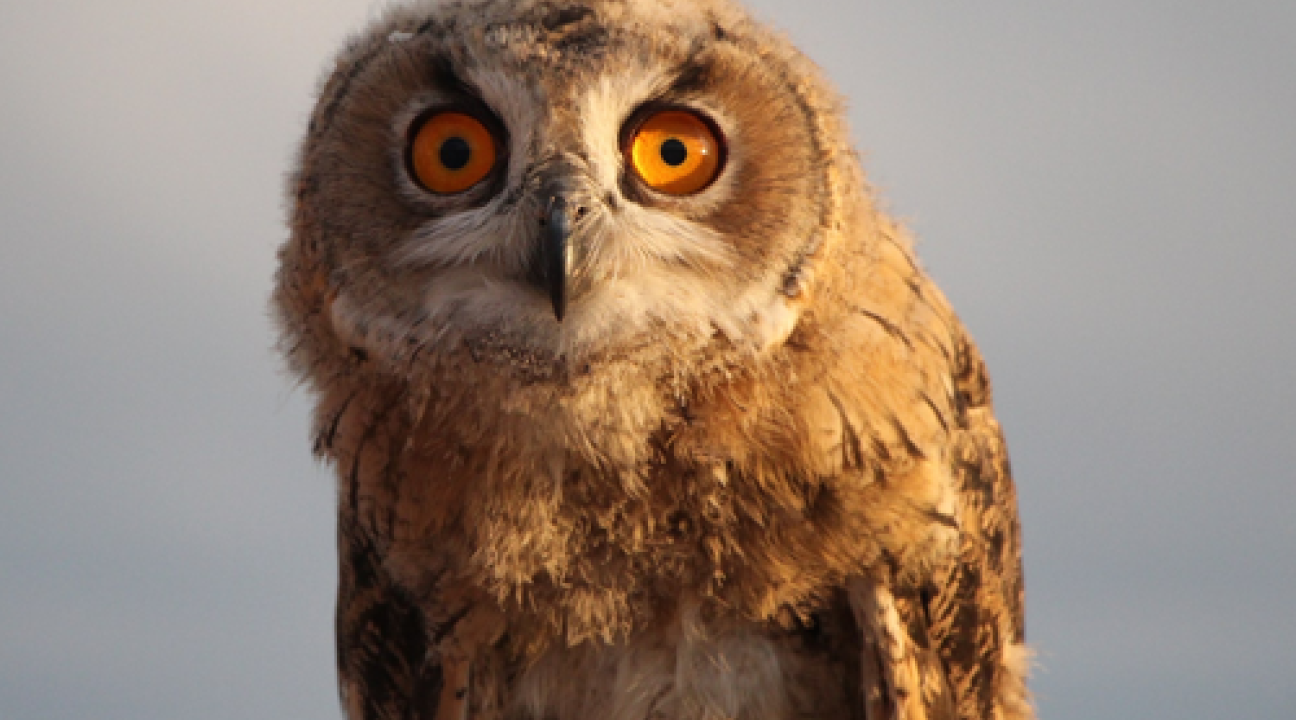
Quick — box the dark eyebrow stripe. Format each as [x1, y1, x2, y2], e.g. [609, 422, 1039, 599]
[429, 54, 478, 99]
[664, 54, 717, 98]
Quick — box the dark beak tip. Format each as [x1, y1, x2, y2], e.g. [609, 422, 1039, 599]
[543, 195, 573, 323]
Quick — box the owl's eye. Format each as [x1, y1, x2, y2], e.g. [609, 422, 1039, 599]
[408, 111, 499, 194]
[627, 109, 724, 195]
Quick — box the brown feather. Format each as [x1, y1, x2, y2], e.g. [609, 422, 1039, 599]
[273, 1, 1033, 718]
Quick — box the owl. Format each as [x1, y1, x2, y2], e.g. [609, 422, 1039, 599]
[273, 1, 1032, 719]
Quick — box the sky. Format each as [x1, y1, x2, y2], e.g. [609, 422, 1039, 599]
[1, 1, 1293, 718]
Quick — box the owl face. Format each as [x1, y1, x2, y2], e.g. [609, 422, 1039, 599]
[295, 0, 852, 374]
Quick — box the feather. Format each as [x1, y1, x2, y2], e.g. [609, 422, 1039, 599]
[274, 1, 1034, 718]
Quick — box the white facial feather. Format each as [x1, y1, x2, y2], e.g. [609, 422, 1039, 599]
[397, 197, 542, 268]
[580, 72, 672, 192]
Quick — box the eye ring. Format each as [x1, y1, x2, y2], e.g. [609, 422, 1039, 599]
[406, 109, 501, 195]
[623, 108, 726, 196]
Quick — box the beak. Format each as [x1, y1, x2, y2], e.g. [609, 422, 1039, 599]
[536, 196, 577, 321]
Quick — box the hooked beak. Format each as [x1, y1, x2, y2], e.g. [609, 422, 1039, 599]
[535, 196, 577, 321]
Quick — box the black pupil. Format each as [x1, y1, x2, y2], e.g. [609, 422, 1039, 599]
[660, 138, 688, 167]
[440, 136, 472, 171]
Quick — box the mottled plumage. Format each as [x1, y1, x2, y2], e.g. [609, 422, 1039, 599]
[273, 1, 1032, 718]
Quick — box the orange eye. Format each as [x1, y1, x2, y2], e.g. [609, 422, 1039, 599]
[628, 110, 724, 195]
[409, 111, 498, 194]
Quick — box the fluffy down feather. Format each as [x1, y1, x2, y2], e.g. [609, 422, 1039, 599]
[274, 1, 1032, 718]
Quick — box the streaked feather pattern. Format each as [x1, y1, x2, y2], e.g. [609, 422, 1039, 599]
[274, 1, 1032, 718]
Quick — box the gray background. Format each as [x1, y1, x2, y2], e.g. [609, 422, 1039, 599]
[2, 1, 1292, 718]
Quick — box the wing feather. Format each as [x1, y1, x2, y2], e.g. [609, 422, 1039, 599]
[912, 331, 1030, 719]
[336, 508, 442, 720]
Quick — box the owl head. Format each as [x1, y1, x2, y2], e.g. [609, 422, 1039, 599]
[275, 0, 875, 393]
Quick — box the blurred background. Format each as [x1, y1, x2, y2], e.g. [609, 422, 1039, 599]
[2, 1, 1292, 718]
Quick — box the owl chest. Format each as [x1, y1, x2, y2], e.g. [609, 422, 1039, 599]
[500, 609, 859, 720]
[375, 354, 955, 648]
[385, 385, 916, 623]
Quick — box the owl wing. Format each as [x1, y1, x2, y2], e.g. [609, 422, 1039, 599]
[336, 508, 444, 720]
[853, 331, 1029, 720]
[923, 332, 1027, 718]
